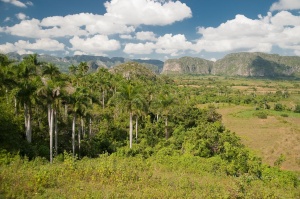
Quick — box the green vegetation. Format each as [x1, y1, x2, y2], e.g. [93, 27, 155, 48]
[1, 54, 300, 198]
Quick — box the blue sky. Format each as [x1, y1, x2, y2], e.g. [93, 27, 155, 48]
[1, 0, 300, 61]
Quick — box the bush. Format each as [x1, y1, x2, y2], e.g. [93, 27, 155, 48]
[280, 113, 289, 117]
[294, 104, 300, 113]
[254, 111, 268, 119]
[274, 103, 284, 111]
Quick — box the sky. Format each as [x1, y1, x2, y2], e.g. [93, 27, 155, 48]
[0, 0, 300, 61]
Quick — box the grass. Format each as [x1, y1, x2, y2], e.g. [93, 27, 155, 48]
[217, 104, 300, 171]
[1, 153, 299, 199]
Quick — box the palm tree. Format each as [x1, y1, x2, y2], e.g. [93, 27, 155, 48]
[38, 63, 63, 162]
[16, 54, 43, 143]
[112, 81, 145, 148]
[68, 87, 91, 157]
[154, 89, 174, 139]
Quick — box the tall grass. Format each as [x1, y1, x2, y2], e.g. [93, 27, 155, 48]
[1, 152, 299, 198]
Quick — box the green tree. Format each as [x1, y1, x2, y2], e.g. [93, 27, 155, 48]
[68, 87, 91, 157]
[38, 63, 63, 162]
[16, 54, 43, 143]
[112, 81, 145, 148]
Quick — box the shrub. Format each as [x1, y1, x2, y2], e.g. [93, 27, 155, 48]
[255, 111, 268, 119]
[294, 104, 300, 113]
[274, 103, 284, 111]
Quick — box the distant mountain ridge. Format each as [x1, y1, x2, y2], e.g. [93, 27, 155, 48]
[6, 53, 164, 74]
[5, 52, 300, 77]
[162, 52, 300, 77]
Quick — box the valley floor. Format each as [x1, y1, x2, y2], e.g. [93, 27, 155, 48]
[216, 104, 300, 171]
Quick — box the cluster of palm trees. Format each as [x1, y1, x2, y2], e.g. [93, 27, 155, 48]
[0, 54, 178, 163]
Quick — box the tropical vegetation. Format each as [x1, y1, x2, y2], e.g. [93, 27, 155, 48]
[0, 54, 299, 198]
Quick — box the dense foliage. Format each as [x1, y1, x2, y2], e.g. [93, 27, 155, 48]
[0, 54, 299, 198]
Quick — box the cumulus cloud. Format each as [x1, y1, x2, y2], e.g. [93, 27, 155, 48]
[124, 42, 156, 54]
[104, 0, 192, 26]
[270, 11, 300, 26]
[69, 35, 121, 55]
[155, 34, 193, 56]
[0, 0, 192, 56]
[119, 34, 134, 39]
[194, 11, 300, 56]
[0, 38, 65, 54]
[16, 13, 28, 20]
[1, 0, 27, 7]
[136, 31, 157, 41]
[270, 0, 300, 11]
[124, 34, 193, 56]
[2, 0, 190, 39]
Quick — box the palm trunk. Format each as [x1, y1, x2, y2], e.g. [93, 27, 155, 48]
[78, 117, 82, 158]
[78, 128, 81, 158]
[89, 117, 92, 137]
[64, 104, 68, 119]
[49, 106, 54, 163]
[81, 118, 85, 138]
[72, 114, 76, 157]
[54, 109, 58, 156]
[165, 116, 169, 139]
[135, 116, 138, 143]
[5, 89, 8, 104]
[129, 112, 133, 149]
[14, 97, 17, 115]
[24, 102, 32, 143]
[102, 90, 105, 109]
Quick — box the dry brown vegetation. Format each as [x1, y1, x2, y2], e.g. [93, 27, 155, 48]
[217, 105, 300, 171]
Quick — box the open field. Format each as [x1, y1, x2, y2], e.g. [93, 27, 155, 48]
[216, 104, 300, 171]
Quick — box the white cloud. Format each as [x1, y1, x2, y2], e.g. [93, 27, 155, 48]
[4, 17, 11, 22]
[270, 0, 300, 11]
[26, 1, 33, 6]
[0, 38, 65, 54]
[69, 35, 121, 55]
[136, 31, 157, 41]
[0, 0, 193, 56]
[16, 13, 28, 20]
[155, 34, 193, 56]
[15, 38, 65, 51]
[120, 34, 133, 39]
[1, 0, 27, 7]
[0, 43, 15, 53]
[193, 11, 300, 57]
[104, 0, 192, 25]
[124, 42, 156, 54]
[124, 34, 193, 56]
[270, 11, 300, 27]
[195, 14, 280, 53]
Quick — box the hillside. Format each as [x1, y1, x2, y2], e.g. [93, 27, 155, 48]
[109, 62, 157, 81]
[212, 52, 300, 77]
[162, 53, 300, 77]
[162, 56, 213, 74]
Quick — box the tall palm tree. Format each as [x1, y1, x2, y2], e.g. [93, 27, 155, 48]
[154, 89, 174, 139]
[38, 63, 63, 162]
[68, 87, 91, 157]
[16, 54, 43, 143]
[112, 81, 145, 148]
